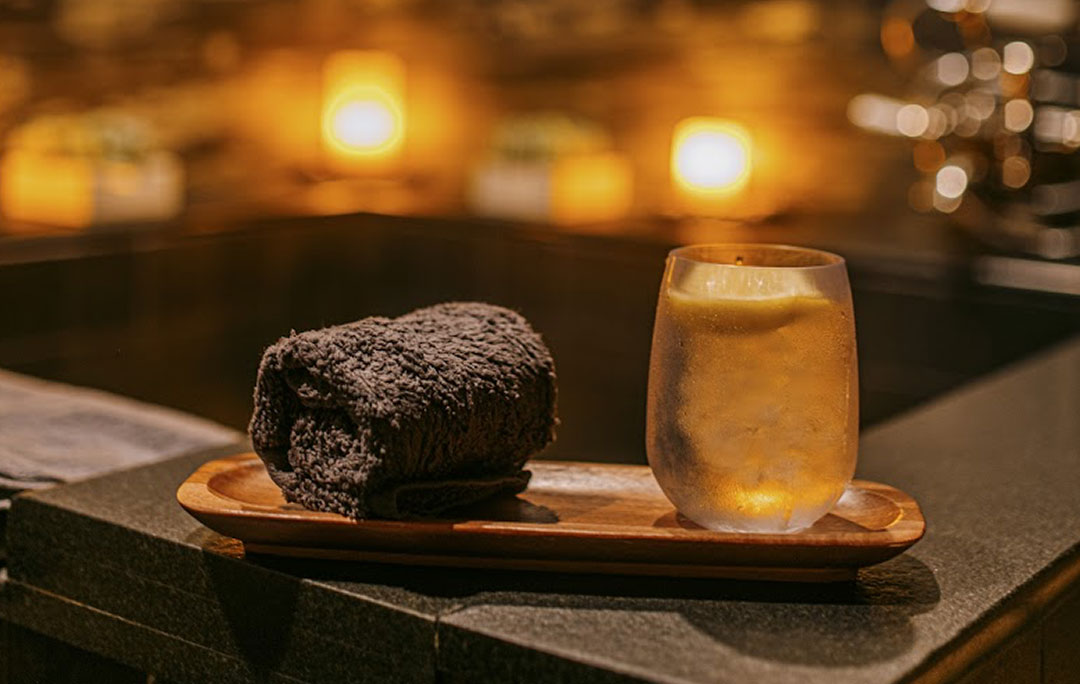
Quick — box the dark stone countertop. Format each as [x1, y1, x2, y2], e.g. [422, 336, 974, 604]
[3, 336, 1080, 683]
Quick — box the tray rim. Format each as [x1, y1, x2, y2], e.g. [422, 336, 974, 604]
[177, 452, 926, 551]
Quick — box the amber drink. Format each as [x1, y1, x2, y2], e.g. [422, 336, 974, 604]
[646, 245, 858, 533]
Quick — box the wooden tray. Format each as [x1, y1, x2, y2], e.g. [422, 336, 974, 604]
[178, 453, 925, 582]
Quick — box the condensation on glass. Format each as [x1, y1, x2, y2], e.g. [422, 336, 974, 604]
[646, 244, 859, 533]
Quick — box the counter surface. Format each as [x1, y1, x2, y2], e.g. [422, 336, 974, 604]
[3, 336, 1080, 683]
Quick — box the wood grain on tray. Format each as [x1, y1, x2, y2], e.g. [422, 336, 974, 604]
[178, 453, 925, 582]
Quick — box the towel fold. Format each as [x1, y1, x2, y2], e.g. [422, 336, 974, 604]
[249, 302, 558, 519]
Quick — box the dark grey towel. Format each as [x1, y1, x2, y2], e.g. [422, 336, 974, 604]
[249, 302, 557, 520]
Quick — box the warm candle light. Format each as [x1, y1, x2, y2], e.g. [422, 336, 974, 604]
[469, 151, 632, 226]
[330, 100, 397, 149]
[671, 118, 752, 197]
[1, 150, 184, 229]
[1, 150, 94, 228]
[321, 50, 406, 172]
[0, 114, 183, 229]
[551, 152, 633, 225]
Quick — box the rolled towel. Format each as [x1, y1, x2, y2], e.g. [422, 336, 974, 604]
[249, 302, 558, 519]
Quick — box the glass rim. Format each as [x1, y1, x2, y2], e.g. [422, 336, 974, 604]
[667, 243, 846, 270]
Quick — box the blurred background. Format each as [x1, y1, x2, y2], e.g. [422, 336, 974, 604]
[1, 0, 1078, 462]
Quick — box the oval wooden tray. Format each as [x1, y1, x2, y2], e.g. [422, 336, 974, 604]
[178, 453, 925, 582]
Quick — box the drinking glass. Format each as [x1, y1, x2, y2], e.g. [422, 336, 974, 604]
[646, 244, 858, 533]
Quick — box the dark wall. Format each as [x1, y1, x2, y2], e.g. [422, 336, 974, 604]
[2, 213, 1077, 463]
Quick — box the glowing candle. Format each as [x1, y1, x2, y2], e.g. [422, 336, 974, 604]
[671, 118, 752, 213]
[321, 50, 406, 173]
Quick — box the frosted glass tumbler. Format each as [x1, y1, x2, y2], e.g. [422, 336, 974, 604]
[646, 244, 858, 533]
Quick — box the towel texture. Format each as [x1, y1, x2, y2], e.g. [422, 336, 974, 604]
[249, 302, 557, 519]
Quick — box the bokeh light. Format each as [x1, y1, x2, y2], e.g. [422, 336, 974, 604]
[966, 90, 996, 120]
[971, 48, 1001, 80]
[321, 51, 406, 168]
[936, 53, 970, 87]
[927, 0, 965, 12]
[924, 106, 951, 138]
[671, 118, 752, 195]
[936, 164, 968, 199]
[881, 18, 915, 59]
[847, 94, 904, 134]
[330, 100, 397, 149]
[1001, 156, 1031, 188]
[897, 104, 930, 137]
[1004, 99, 1034, 132]
[1002, 41, 1035, 75]
[1064, 112, 1080, 147]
